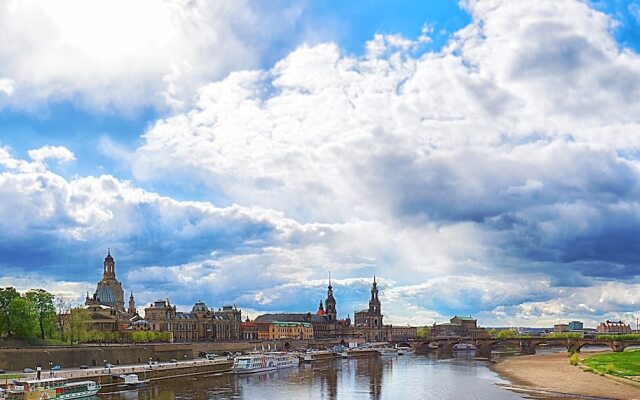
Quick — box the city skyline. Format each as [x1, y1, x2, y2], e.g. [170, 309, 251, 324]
[1, 0, 640, 328]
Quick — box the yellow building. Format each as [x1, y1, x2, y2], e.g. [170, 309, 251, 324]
[268, 322, 314, 340]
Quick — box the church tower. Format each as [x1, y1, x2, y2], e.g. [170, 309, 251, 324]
[325, 273, 337, 321]
[92, 249, 125, 312]
[367, 276, 383, 328]
[103, 249, 116, 280]
[128, 291, 136, 316]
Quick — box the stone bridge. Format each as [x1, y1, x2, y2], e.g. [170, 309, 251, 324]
[409, 338, 640, 357]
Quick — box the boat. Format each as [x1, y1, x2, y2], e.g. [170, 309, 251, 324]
[453, 343, 476, 351]
[376, 347, 398, 356]
[3, 377, 100, 399]
[301, 350, 336, 363]
[364, 342, 398, 356]
[116, 374, 148, 388]
[232, 352, 298, 374]
[396, 346, 415, 355]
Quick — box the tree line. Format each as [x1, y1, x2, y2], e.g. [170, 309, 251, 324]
[0, 287, 172, 345]
[0, 287, 57, 340]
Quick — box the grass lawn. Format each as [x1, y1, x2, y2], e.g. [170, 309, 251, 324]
[0, 374, 24, 380]
[582, 350, 640, 376]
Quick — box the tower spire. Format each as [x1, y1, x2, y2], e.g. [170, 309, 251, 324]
[328, 270, 332, 289]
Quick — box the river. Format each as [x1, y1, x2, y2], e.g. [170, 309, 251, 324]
[99, 353, 538, 400]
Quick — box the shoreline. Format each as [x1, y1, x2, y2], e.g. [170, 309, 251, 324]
[490, 352, 640, 400]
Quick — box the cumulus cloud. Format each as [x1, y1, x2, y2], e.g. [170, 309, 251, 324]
[28, 145, 76, 164]
[0, 0, 306, 111]
[4, 0, 640, 326]
[127, 0, 640, 325]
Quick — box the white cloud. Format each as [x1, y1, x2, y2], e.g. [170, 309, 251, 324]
[0, 0, 305, 111]
[5, 0, 640, 326]
[0, 78, 14, 96]
[28, 145, 76, 163]
[126, 0, 640, 325]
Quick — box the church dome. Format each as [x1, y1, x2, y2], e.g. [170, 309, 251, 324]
[192, 301, 208, 312]
[96, 285, 117, 305]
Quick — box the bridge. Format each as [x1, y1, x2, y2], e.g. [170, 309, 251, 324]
[410, 337, 640, 357]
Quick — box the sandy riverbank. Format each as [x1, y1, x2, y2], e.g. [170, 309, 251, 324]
[491, 353, 640, 399]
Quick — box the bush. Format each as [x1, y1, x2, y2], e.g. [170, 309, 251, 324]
[569, 353, 580, 366]
[605, 363, 615, 374]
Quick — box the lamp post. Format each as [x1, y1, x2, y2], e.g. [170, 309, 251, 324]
[43, 350, 52, 376]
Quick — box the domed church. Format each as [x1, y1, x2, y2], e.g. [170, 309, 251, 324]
[85, 249, 136, 320]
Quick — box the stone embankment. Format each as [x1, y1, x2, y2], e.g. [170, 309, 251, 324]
[0, 339, 348, 371]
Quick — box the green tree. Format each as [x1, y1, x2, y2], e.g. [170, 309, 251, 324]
[132, 331, 146, 343]
[65, 308, 89, 344]
[497, 329, 517, 340]
[416, 326, 431, 339]
[0, 287, 20, 336]
[26, 289, 56, 339]
[8, 297, 37, 338]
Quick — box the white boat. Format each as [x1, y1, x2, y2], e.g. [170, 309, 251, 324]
[396, 346, 415, 355]
[301, 350, 335, 363]
[4, 377, 100, 399]
[116, 374, 148, 388]
[376, 347, 398, 356]
[233, 352, 298, 374]
[453, 343, 476, 351]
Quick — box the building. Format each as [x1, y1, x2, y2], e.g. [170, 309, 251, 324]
[554, 324, 569, 333]
[597, 320, 632, 334]
[254, 275, 414, 343]
[351, 277, 388, 342]
[430, 316, 489, 339]
[144, 299, 243, 341]
[241, 320, 270, 340]
[87, 250, 128, 314]
[72, 250, 138, 333]
[268, 322, 314, 340]
[568, 321, 584, 331]
[78, 303, 119, 332]
[389, 326, 418, 342]
[255, 275, 351, 339]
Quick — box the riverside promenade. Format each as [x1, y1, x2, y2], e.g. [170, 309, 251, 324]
[12, 357, 233, 387]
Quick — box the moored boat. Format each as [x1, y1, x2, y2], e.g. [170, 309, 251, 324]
[453, 343, 476, 351]
[376, 347, 398, 356]
[396, 346, 415, 355]
[116, 374, 148, 389]
[233, 352, 298, 374]
[301, 350, 337, 363]
[3, 377, 100, 400]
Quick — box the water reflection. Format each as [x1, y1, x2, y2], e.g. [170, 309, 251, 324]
[101, 355, 526, 400]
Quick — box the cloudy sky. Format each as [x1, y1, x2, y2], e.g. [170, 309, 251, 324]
[1, 0, 640, 328]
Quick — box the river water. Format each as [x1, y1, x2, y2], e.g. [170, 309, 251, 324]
[100, 353, 537, 400]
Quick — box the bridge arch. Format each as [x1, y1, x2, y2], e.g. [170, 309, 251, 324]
[529, 340, 569, 352]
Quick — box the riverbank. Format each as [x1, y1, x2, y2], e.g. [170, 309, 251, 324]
[491, 352, 640, 399]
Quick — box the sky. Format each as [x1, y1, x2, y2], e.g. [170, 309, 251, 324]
[1, 0, 640, 328]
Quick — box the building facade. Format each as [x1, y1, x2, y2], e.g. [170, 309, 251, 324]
[597, 320, 632, 334]
[73, 250, 137, 333]
[351, 277, 388, 341]
[430, 316, 489, 339]
[568, 321, 584, 331]
[254, 276, 351, 340]
[144, 300, 242, 341]
[268, 322, 314, 340]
